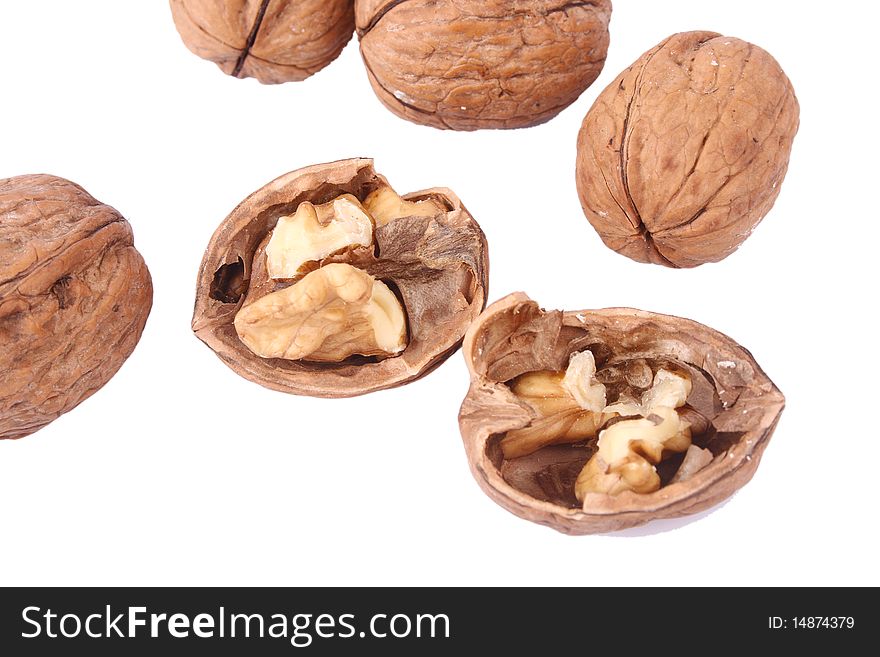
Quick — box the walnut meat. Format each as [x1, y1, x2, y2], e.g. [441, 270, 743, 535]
[458, 293, 784, 534]
[576, 31, 799, 267]
[170, 0, 355, 83]
[355, 0, 612, 130]
[0, 175, 153, 440]
[234, 263, 408, 361]
[192, 158, 488, 397]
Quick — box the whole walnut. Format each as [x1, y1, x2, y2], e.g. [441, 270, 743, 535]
[355, 0, 612, 130]
[170, 0, 355, 83]
[0, 175, 152, 440]
[576, 31, 799, 267]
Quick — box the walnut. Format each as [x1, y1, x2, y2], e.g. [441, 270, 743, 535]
[669, 445, 714, 485]
[363, 186, 445, 227]
[502, 352, 694, 496]
[0, 175, 152, 440]
[169, 0, 355, 83]
[499, 369, 609, 460]
[562, 350, 606, 412]
[234, 263, 407, 361]
[355, 0, 612, 130]
[499, 350, 615, 460]
[458, 292, 785, 534]
[576, 31, 799, 267]
[192, 158, 488, 397]
[265, 195, 373, 278]
[574, 369, 693, 497]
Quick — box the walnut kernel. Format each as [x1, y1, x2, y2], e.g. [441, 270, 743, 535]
[234, 263, 406, 362]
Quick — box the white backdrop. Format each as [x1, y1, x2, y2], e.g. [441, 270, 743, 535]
[1, 1, 877, 586]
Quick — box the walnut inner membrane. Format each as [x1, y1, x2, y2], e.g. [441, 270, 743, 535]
[493, 350, 723, 510]
[232, 185, 447, 364]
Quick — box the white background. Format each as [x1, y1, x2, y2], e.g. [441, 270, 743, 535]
[1, 1, 878, 587]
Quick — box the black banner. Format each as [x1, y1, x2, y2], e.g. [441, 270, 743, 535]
[0, 588, 867, 654]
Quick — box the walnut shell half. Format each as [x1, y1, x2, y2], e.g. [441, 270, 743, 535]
[170, 0, 355, 83]
[576, 31, 799, 267]
[1, 175, 153, 440]
[356, 0, 612, 130]
[192, 158, 489, 397]
[458, 293, 784, 534]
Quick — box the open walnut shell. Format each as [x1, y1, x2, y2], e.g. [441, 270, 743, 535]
[1, 175, 152, 440]
[170, 0, 355, 83]
[459, 293, 784, 534]
[192, 158, 488, 397]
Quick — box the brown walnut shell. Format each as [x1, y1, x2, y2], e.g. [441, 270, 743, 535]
[458, 293, 784, 534]
[170, 0, 355, 83]
[0, 175, 153, 440]
[576, 31, 799, 267]
[192, 158, 489, 397]
[356, 0, 612, 130]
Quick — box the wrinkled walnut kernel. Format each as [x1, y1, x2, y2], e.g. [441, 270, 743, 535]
[562, 350, 606, 413]
[500, 369, 608, 460]
[234, 263, 406, 362]
[266, 195, 374, 279]
[363, 186, 445, 227]
[503, 351, 697, 500]
[574, 369, 693, 498]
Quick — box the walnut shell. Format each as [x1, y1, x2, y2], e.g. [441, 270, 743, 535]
[192, 158, 489, 397]
[356, 0, 612, 130]
[458, 293, 784, 534]
[170, 0, 355, 83]
[0, 175, 153, 440]
[576, 31, 799, 267]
